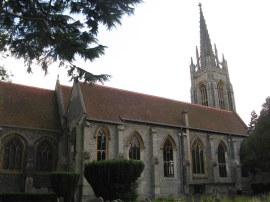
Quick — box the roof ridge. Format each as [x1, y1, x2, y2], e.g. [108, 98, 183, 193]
[60, 84, 72, 89]
[80, 82, 189, 103]
[0, 81, 54, 92]
[80, 82, 234, 113]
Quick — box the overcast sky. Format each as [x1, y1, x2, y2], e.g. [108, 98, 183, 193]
[3, 0, 270, 125]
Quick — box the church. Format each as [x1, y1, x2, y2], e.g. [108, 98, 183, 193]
[0, 4, 249, 201]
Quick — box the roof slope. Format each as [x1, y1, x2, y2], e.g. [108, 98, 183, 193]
[80, 83, 247, 135]
[0, 81, 61, 130]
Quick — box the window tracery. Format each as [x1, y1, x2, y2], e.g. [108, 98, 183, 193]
[218, 143, 227, 177]
[36, 140, 54, 172]
[3, 137, 24, 171]
[97, 129, 107, 160]
[163, 139, 174, 177]
[192, 139, 205, 174]
[217, 81, 225, 109]
[129, 135, 140, 160]
[200, 84, 208, 106]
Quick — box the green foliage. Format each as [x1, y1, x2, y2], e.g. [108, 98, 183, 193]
[0, 193, 57, 202]
[50, 171, 80, 202]
[0, 66, 13, 82]
[241, 97, 270, 174]
[251, 183, 270, 195]
[84, 159, 144, 201]
[0, 0, 142, 83]
[153, 194, 270, 202]
[248, 110, 258, 132]
[199, 194, 216, 202]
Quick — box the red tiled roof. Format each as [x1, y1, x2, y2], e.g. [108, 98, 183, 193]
[80, 83, 247, 135]
[0, 81, 61, 130]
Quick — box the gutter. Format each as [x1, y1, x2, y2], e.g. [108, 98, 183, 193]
[0, 124, 62, 133]
[120, 117, 247, 137]
[86, 117, 123, 125]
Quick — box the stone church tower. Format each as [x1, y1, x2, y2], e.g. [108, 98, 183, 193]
[190, 4, 236, 111]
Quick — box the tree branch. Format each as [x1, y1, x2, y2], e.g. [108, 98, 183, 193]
[0, 6, 49, 27]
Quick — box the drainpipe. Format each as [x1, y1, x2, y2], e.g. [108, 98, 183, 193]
[78, 114, 86, 202]
[178, 127, 184, 193]
[228, 134, 233, 181]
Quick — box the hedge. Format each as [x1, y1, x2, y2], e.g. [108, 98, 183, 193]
[84, 159, 144, 201]
[0, 193, 57, 202]
[50, 171, 80, 202]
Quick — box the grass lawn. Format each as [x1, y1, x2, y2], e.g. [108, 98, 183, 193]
[153, 194, 270, 202]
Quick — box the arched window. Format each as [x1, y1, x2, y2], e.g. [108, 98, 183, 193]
[129, 135, 140, 160]
[163, 139, 174, 177]
[192, 139, 205, 174]
[97, 129, 107, 160]
[200, 84, 208, 106]
[217, 81, 225, 109]
[218, 143, 227, 177]
[3, 137, 24, 170]
[36, 140, 54, 172]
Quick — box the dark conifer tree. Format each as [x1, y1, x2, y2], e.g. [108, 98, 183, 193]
[248, 110, 258, 133]
[0, 0, 142, 83]
[241, 97, 270, 173]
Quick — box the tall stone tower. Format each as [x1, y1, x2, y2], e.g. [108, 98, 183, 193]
[190, 4, 236, 111]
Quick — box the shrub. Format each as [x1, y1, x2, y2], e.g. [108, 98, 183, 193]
[251, 183, 270, 194]
[84, 159, 144, 201]
[0, 193, 57, 202]
[50, 171, 80, 202]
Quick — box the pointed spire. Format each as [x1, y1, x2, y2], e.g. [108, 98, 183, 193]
[199, 3, 215, 68]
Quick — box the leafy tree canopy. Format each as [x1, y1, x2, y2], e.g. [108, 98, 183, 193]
[0, 65, 13, 81]
[241, 96, 270, 174]
[0, 0, 142, 83]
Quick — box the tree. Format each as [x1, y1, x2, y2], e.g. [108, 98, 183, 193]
[248, 110, 258, 133]
[0, 0, 142, 83]
[241, 97, 270, 174]
[0, 65, 12, 81]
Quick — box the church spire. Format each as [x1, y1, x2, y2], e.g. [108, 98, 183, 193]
[199, 3, 215, 68]
[190, 3, 236, 111]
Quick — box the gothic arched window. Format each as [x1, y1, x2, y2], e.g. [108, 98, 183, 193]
[3, 137, 24, 171]
[192, 139, 205, 174]
[129, 135, 140, 160]
[36, 140, 54, 172]
[217, 81, 225, 109]
[163, 139, 174, 177]
[218, 143, 227, 177]
[97, 129, 107, 160]
[200, 84, 208, 106]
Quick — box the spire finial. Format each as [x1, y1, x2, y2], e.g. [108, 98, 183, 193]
[199, 3, 215, 68]
[198, 2, 202, 8]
